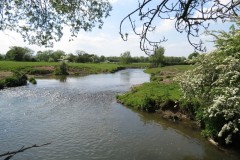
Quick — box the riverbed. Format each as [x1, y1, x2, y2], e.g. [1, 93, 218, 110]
[0, 69, 239, 160]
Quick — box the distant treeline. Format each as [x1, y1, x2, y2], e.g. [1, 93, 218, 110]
[0, 46, 188, 65]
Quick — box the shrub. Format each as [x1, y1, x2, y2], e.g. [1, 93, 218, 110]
[5, 72, 28, 87]
[29, 77, 37, 84]
[54, 61, 69, 75]
[177, 23, 240, 145]
[0, 80, 5, 89]
[141, 96, 158, 112]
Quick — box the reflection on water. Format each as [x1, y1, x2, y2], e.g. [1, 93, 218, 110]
[55, 75, 67, 83]
[120, 70, 130, 83]
[0, 69, 239, 160]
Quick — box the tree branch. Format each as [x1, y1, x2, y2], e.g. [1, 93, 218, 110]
[0, 143, 51, 160]
[120, 0, 240, 55]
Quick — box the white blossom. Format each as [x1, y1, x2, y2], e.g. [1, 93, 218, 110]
[177, 34, 240, 144]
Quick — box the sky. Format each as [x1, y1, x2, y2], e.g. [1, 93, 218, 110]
[0, 0, 234, 57]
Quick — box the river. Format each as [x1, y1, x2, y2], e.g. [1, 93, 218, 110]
[0, 69, 239, 160]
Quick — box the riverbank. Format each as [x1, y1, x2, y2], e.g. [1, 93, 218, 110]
[0, 61, 150, 76]
[0, 61, 150, 89]
[117, 65, 194, 120]
[116, 65, 240, 149]
[2, 68, 239, 159]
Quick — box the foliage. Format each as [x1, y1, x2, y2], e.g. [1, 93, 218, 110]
[188, 52, 200, 59]
[54, 58, 69, 75]
[120, 51, 132, 64]
[0, 0, 112, 46]
[177, 22, 240, 145]
[75, 50, 95, 63]
[36, 50, 66, 62]
[5, 46, 34, 61]
[120, 0, 240, 54]
[36, 50, 51, 62]
[29, 77, 37, 84]
[4, 72, 28, 87]
[149, 46, 165, 67]
[164, 56, 187, 65]
[0, 80, 4, 89]
[2, 46, 187, 65]
[0, 54, 4, 60]
[130, 56, 149, 63]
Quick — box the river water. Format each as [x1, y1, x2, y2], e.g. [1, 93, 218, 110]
[0, 69, 239, 160]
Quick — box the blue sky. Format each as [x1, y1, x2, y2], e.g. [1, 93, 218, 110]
[0, 0, 233, 57]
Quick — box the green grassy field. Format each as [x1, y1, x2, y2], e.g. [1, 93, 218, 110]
[0, 61, 59, 72]
[117, 82, 181, 111]
[144, 65, 194, 74]
[0, 61, 150, 77]
[117, 65, 193, 112]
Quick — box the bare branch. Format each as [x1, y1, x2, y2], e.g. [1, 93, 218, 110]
[120, 0, 240, 55]
[0, 143, 51, 160]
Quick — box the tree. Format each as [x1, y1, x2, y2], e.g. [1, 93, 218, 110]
[0, 54, 4, 60]
[177, 21, 240, 145]
[5, 46, 34, 61]
[36, 50, 52, 62]
[75, 50, 93, 63]
[120, 51, 132, 64]
[99, 55, 106, 62]
[0, 0, 112, 46]
[91, 55, 100, 63]
[120, 0, 240, 55]
[51, 50, 66, 62]
[188, 52, 200, 59]
[164, 56, 187, 65]
[106, 56, 120, 63]
[150, 46, 165, 67]
[67, 53, 77, 62]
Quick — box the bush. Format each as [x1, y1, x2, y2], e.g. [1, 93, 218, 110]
[177, 23, 240, 145]
[141, 96, 158, 112]
[5, 72, 28, 87]
[54, 61, 69, 75]
[29, 77, 37, 84]
[0, 80, 5, 89]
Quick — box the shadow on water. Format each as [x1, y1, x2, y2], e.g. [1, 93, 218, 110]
[122, 105, 240, 160]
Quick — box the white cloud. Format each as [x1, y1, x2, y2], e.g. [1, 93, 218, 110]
[135, 19, 174, 34]
[155, 19, 175, 33]
[0, 28, 216, 58]
[109, 0, 119, 3]
[0, 31, 26, 53]
[0, 0, 224, 57]
[0, 28, 141, 56]
[219, 0, 231, 5]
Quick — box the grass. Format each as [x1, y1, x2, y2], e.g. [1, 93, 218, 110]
[0, 61, 150, 78]
[145, 65, 193, 83]
[117, 65, 193, 112]
[144, 65, 193, 74]
[117, 82, 181, 111]
[0, 61, 59, 71]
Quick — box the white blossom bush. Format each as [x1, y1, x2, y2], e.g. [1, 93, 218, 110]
[177, 22, 240, 145]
